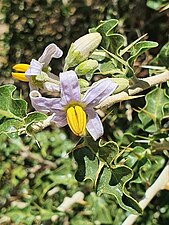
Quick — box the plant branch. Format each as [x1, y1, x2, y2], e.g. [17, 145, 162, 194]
[122, 161, 169, 225]
[96, 70, 169, 109]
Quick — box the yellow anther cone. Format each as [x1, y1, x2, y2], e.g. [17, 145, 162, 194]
[12, 63, 29, 82]
[12, 72, 29, 82]
[13, 64, 29, 72]
[66, 105, 86, 136]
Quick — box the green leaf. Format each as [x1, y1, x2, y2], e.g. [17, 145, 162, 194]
[86, 193, 113, 224]
[85, 137, 119, 166]
[127, 41, 158, 77]
[12, 165, 27, 185]
[95, 19, 119, 49]
[129, 41, 159, 66]
[138, 87, 169, 132]
[125, 146, 147, 168]
[97, 166, 142, 214]
[70, 216, 92, 225]
[0, 85, 28, 137]
[120, 34, 147, 56]
[73, 147, 98, 182]
[24, 112, 48, 134]
[0, 118, 24, 138]
[151, 42, 169, 67]
[109, 33, 125, 56]
[139, 155, 165, 184]
[90, 49, 107, 61]
[0, 85, 27, 119]
[99, 60, 125, 76]
[24, 112, 47, 125]
[98, 139, 119, 165]
[146, 0, 166, 10]
[6, 208, 35, 225]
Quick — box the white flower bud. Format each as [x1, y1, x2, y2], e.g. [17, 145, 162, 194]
[64, 32, 102, 70]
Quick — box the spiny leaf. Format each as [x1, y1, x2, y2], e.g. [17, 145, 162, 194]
[98, 139, 119, 165]
[139, 155, 165, 184]
[109, 33, 125, 56]
[138, 87, 169, 132]
[0, 118, 24, 138]
[128, 41, 158, 66]
[0, 85, 27, 119]
[73, 147, 98, 182]
[24, 112, 47, 125]
[151, 42, 169, 67]
[97, 166, 142, 214]
[95, 19, 119, 49]
[0, 85, 28, 137]
[126, 41, 158, 77]
[96, 19, 118, 35]
[85, 137, 119, 166]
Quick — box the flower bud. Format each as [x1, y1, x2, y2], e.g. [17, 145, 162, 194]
[64, 32, 102, 70]
[78, 78, 89, 89]
[75, 59, 98, 76]
[110, 78, 129, 94]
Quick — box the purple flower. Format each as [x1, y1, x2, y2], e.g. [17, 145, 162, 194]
[25, 43, 63, 79]
[12, 43, 63, 91]
[30, 71, 118, 140]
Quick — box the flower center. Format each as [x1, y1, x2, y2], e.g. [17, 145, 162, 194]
[66, 105, 86, 136]
[12, 64, 29, 82]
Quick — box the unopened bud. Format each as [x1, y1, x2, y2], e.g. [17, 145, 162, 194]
[78, 78, 89, 89]
[75, 59, 98, 76]
[64, 32, 102, 70]
[111, 78, 129, 94]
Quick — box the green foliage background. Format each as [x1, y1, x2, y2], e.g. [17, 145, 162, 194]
[0, 0, 169, 224]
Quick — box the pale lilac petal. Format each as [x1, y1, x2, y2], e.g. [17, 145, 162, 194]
[30, 90, 62, 114]
[25, 59, 43, 78]
[51, 112, 67, 127]
[59, 71, 80, 105]
[85, 108, 103, 141]
[38, 43, 63, 66]
[82, 78, 118, 106]
[43, 82, 60, 92]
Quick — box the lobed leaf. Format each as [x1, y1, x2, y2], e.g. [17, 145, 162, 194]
[126, 41, 158, 77]
[151, 42, 169, 67]
[73, 146, 98, 182]
[138, 87, 169, 132]
[0, 118, 24, 138]
[0, 85, 27, 119]
[97, 166, 142, 214]
[95, 19, 118, 49]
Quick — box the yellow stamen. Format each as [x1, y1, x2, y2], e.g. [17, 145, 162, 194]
[12, 64, 29, 82]
[13, 64, 29, 72]
[12, 72, 29, 82]
[66, 105, 86, 136]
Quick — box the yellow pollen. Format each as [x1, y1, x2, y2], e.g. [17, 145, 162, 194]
[12, 64, 29, 82]
[66, 105, 86, 136]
